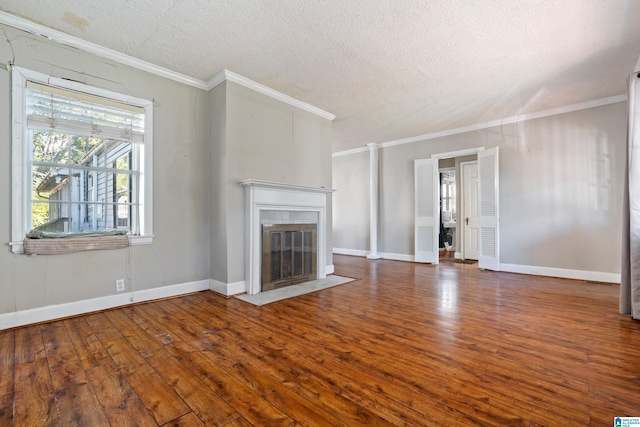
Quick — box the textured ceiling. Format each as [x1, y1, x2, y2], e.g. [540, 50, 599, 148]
[2, 0, 640, 152]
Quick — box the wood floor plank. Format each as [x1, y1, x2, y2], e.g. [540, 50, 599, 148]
[87, 313, 191, 425]
[133, 303, 295, 426]
[40, 321, 110, 426]
[0, 330, 15, 425]
[163, 411, 206, 427]
[63, 315, 118, 370]
[85, 364, 158, 427]
[13, 326, 58, 426]
[110, 307, 244, 426]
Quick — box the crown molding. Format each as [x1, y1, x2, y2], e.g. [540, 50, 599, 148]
[0, 11, 210, 90]
[332, 94, 627, 157]
[0, 11, 336, 121]
[207, 70, 336, 121]
[332, 146, 369, 157]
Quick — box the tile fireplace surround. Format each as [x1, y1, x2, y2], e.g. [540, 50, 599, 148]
[239, 179, 335, 295]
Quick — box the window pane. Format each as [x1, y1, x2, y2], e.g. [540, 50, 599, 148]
[32, 131, 69, 164]
[31, 200, 50, 229]
[69, 136, 101, 163]
[32, 165, 64, 198]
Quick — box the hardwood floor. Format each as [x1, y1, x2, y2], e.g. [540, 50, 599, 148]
[1, 254, 640, 426]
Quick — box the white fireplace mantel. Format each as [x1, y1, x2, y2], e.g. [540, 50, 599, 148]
[240, 179, 335, 295]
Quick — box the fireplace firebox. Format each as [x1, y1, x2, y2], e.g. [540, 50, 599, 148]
[262, 223, 317, 291]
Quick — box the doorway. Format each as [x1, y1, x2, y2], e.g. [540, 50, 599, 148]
[415, 147, 499, 270]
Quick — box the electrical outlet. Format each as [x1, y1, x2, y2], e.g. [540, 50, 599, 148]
[116, 279, 126, 292]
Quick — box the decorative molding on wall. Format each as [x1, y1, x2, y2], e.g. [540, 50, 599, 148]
[0, 11, 209, 90]
[332, 94, 627, 157]
[332, 146, 370, 157]
[207, 70, 335, 121]
[0, 279, 210, 331]
[0, 11, 335, 121]
[209, 279, 246, 296]
[499, 263, 621, 284]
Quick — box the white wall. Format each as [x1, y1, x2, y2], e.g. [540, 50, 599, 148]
[333, 102, 626, 279]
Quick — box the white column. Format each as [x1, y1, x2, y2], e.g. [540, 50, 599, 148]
[367, 143, 381, 259]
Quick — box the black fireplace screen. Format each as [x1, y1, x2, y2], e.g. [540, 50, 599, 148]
[262, 223, 317, 291]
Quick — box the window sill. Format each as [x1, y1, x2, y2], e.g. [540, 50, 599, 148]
[9, 235, 153, 255]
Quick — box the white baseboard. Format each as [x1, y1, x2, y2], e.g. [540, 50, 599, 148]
[499, 263, 621, 284]
[0, 279, 210, 331]
[333, 247, 369, 257]
[333, 248, 621, 283]
[325, 264, 335, 275]
[333, 248, 415, 262]
[209, 279, 247, 296]
[379, 252, 415, 262]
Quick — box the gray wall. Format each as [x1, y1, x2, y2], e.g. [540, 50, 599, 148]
[210, 81, 334, 285]
[333, 150, 370, 251]
[333, 102, 626, 274]
[0, 25, 211, 313]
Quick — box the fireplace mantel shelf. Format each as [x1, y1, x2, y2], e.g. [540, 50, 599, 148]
[239, 179, 335, 194]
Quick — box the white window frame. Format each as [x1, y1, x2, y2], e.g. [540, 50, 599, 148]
[10, 66, 154, 254]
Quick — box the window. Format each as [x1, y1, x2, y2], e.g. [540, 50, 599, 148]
[11, 67, 153, 254]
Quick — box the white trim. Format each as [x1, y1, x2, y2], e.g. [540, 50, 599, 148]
[454, 251, 462, 259]
[500, 263, 620, 284]
[332, 146, 369, 157]
[333, 248, 415, 262]
[0, 279, 210, 331]
[432, 148, 484, 160]
[379, 252, 415, 262]
[333, 247, 369, 257]
[0, 11, 209, 90]
[208, 70, 336, 121]
[325, 264, 335, 275]
[332, 95, 626, 157]
[209, 279, 246, 296]
[238, 179, 335, 194]
[0, 12, 335, 122]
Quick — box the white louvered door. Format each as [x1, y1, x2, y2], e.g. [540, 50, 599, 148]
[414, 158, 438, 263]
[478, 147, 500, 271]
